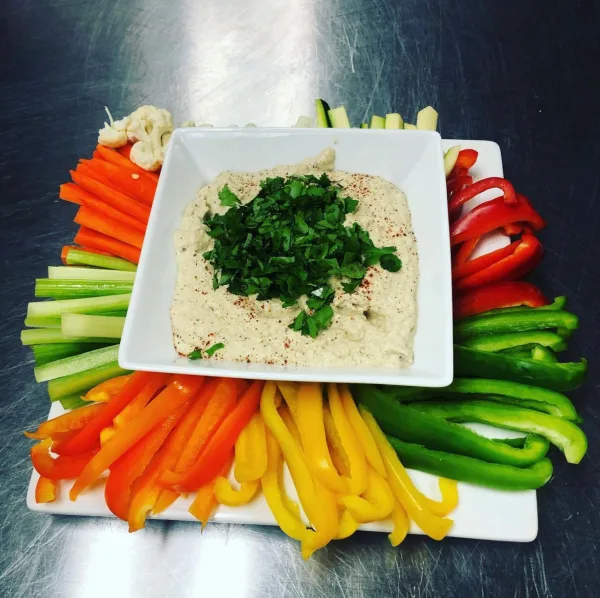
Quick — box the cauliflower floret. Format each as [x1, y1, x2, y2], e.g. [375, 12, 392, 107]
[97, 105, 174, 172]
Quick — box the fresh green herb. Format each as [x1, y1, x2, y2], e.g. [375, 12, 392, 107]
[205, 342, 225, 357]
[204, 174, 402, 337]
[188, 349, 203, 360]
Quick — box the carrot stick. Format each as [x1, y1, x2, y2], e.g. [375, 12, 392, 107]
[59, 183, 96, 206]
[104, 401, 190, 520]
[117, 144, 133, 159]
[74, 227, 141, 264]
[127, 386, 215, 531]
[96, 145, 159, 183]
[69, 375, 205, 500]
[76, 162, 113, 186]
[81, 158, 157, 205]
[78, 196, 146, 233]
[55, 372, 160, 456]
[188, 451, 234, 529]
[75, 206, 145, 249]
[70, 170, 150, 222]
[153, 378, 235, 513]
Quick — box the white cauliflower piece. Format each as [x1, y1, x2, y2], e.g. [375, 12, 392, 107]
[97, 105, 174, 172]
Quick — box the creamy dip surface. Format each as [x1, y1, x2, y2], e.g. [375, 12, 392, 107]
[171, 149, 419, 368]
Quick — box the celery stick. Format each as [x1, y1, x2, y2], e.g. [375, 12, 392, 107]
[27, 293, 131, 318]
[35, 344, 120, 383]
[62, 314, 125, 339]
[59, 395, 89, 410]
[48, 267, 136, 282]
[32, 343, 112, 366]
[370, 115, 385, 129]
[24, 316, 62, 329]
[48, 361, 130, 401]
[21, 329, 117, 345]
[360, 123, 369, 129]
[65, 249, 137, 272]
[35, 279, 134, 299]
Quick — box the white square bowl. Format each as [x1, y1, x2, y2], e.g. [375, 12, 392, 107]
[120, 127, 452, 386]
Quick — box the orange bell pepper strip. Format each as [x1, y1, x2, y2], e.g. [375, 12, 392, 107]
[24, 403, 105, 440]
[35, 476, 58, 503]
[388, 501, 410, 547]
[127, 385, 214, 532]
[158, 378, 236, 491]
[100, 374, 168, 445]
[104, 400, 191, 520]
[235, 378, 250, 397]
[83, 374, 133, 402]
[339, 384, 386, 477]
[164, 380, 264, 492]
[31, 438, 96, 480]
[296, 383, 346, 494]
[56, 371, 161, 456]
[189, 452, 234, 529]
[70, 375, 205, 500]
[360, 408, 453, 541]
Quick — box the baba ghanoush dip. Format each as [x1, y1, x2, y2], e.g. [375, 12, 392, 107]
[171, 149, 418, 368]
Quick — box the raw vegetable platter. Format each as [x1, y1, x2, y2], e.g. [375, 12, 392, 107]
[27, 139, 536, 542]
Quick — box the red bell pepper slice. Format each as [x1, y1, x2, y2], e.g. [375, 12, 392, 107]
[450, 194, 546, 246]
[35, 477, 58, 503]
[454, 234, 543, 291]
[166, 380, 265, 492]
[447, 176, 473, 198]
[448, 177, 517, 219]
[25, 403, 105, 440]
[455, 149, 478, 170]
[452, 240, 521, 281]
[454, 281, 551, 319]
[31, 438, 96, 480]
[453, 236, 480, 268]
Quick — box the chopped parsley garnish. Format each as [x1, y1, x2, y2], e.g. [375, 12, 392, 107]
[203, 174, 402, 338]
[188, 343, 225, 360]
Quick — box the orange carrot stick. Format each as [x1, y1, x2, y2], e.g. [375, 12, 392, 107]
[95, 145, 159, 182]
[188, 451, 234, 529]
[104, 401, 190, 520]
[70, 170, 150, 222]
[75, 206, 145, 249]
[81, 158, 157, 205]
[74, 227, 141, 264]
[127, 384, 215, 532]
[35, 476, 58, 503]
[153, 378, 235, 513]
[69, 375, 205, 500]
[56, 372, 160, 456]
[59, 183, 97, 206]
[117, 144, 133, 159]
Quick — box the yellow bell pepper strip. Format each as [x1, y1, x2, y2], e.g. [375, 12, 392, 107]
[57, 371, 164, 456]
[214, 477, 259, 506]
[83, 374, 133, 402]
[104, 400, 190, 520]
[339, 384, 386, 477]
[300, 480, 339, 560]
[127, 388, 212, 532]
[275, 406, 304, 519]
[341, 469, 395, 523]
[360, 408, 453, 541]
[35, 476, 58, 503]
[31, 438, 96, 480]
[25, 403, 105, 440]
[261, 428, 308, 541]
[70, 375, 205, 500]
[336, 510, 359, 539]
[328, 384, 368, 495]
[234, 412, 268, 483]
[279, 405, 302, 446]
[277, 381, 299, 419]
[100, 374, 168, 445]
[261, 381, 336, 543]
[189, 452, 234, 529]
[422, 478, 459, 517]
[388, 501, 409, 547]
[296, 382, 347, 494]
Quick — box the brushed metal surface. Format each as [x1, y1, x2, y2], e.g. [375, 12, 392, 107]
[1, 0, 599, 597]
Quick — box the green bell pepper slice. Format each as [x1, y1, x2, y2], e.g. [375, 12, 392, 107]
[461, 330, 567, 353]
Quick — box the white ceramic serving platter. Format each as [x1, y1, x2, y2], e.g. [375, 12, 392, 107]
[120, 128, 453, 388]
[28, 139, 538, 543]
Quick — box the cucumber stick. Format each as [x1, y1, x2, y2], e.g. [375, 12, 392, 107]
[48, 360, 130, 401]
[62, 314, 125, 339]
[34, 344, 120, 383]
[21, 328, 118, 345]
[360, 123, 369, 129]
[48, 267, 136, 282]
[370, 115, 385, 129]
[444, 146, 461, 177]
[315, 99, 331, 127]
[65, 249, 137, 272]
[35, 279, 134, 299]
[27, 293, 131, 318]
[385, 113, 403, 129]
[328, 106, 351, 128]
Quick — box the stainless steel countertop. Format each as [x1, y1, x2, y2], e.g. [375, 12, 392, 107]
[1, 0, 599, 596]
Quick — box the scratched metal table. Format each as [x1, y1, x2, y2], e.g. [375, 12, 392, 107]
[1, 0, 599, 596]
